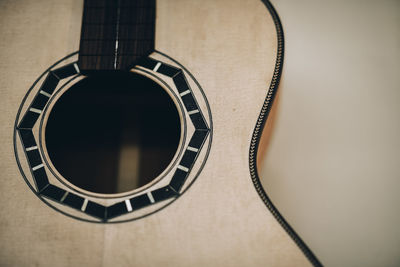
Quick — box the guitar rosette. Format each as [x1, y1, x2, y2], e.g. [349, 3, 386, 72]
[14, 51, 212, 223]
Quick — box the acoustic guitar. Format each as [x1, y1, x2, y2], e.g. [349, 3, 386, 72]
[1, 0, 321, 266]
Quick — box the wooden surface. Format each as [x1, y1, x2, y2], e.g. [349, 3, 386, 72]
[0, 0, 311, 266]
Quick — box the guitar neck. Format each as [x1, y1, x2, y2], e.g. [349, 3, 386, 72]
[78, 0, 156, 73]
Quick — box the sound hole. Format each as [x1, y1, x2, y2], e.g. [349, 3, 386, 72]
[45, 72, 181, 194]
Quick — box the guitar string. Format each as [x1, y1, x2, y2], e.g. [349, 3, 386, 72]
[114, 0, 121, 69]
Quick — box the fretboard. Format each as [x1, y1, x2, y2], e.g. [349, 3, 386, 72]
[78, 0, 156, 73]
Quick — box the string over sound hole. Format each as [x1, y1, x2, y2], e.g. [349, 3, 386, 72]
[45, 72, 181, 195]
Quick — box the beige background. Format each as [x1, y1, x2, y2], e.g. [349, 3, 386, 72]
[260, 0, 400, 266]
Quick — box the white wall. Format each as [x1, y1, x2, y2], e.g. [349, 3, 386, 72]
[260, 1, 400, 266]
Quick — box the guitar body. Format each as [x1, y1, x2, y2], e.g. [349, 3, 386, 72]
[0, 0, 317, 266]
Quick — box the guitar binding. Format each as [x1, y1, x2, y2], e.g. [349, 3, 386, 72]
[249, 1, 322, 266]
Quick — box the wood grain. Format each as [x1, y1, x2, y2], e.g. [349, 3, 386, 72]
[0, 0, 313, 266]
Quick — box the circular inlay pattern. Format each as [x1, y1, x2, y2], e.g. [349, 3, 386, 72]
[14, 51, 212, 223]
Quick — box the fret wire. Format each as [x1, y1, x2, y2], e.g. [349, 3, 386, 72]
[80, 54, 153, 56]
[82, 23, 155, 25]
[81, 39, 154, 41]
[84, 7, 156, 9]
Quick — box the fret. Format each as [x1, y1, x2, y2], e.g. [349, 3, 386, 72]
[120, 7, 156, 24]
[83, 8, 117, 24]
[81, 25, 154, 40]
[78, 0, 156, 73]
[80, 40, 154, 54]
[81, 25, 114, 40]
[85, 0, 155, 8]
[114, 24, 154, 40]
[82, 7, 155, 24]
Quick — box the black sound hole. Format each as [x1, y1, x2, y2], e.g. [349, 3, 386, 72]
[45, 72, 181, 194]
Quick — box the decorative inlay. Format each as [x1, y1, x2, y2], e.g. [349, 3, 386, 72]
[14, 51, 212, 223]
